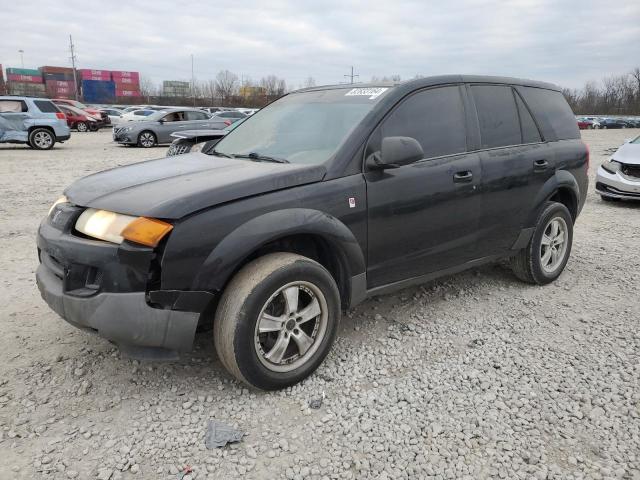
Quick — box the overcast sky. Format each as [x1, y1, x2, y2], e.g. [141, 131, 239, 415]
[1, 0, 639, 90]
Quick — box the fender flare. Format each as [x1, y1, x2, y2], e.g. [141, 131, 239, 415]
[191, 208, 366, 296]
[527, 170, 579, 226]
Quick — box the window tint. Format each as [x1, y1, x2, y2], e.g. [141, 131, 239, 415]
[514, 92, 542, 143]
[0, 100, 28, 113]
[471, 85, 521, 148]
[379, 86, 467, 159]
[34, 100, 60, 113]
[518, 87, 580, 140]
[185, 111, 208, 121]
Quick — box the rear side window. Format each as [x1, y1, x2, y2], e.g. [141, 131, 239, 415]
[471, 85, 521, 149]
[515, 92, 542, 143]
[379, 86, 467, 159]
[518, 87, 580, 140]
[34, 100, 61, 113]
[0, 100, 28, 113]
[185, 111, 208, 121]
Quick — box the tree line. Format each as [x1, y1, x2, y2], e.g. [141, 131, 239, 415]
[562, 67, 640, 115]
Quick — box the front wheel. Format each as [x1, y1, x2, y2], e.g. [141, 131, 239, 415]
[28, 128, 55, 150]
[76, 121, 88, 132]
[510, 202, 573, 285]
[214, 253, 341, 390]
[137, 131, 157, 148]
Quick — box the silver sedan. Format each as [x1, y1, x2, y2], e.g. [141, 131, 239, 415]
[596, 135, 640, 201]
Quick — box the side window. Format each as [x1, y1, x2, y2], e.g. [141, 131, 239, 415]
[0, 100, 28, 113]
[518, 87, 580, 140]
[163, 112, 185, 122]
[514, 92, 542, 143]
[34, 100, 60, 113]
[185, 111, 207, 121]
[471, 85, 521, 149]
[376, 86, 467, 160]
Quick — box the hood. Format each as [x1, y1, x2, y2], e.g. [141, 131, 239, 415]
[171, 129, 227, 140]
[613, 142, 640, 165]
[64, 153, 326, 219]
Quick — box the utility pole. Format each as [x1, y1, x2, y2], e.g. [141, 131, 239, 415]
[69, 35, 79, 100]
[191, 54, 196, 107]
[344, 66, 359, 84]
[18, 50, 24, 68]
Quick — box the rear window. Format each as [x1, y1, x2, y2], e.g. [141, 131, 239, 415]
[518, 87, 580, 140]
[471, 85, 521, 149]
[34, 100, 61, 113]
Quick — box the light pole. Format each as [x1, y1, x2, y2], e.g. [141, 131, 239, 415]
[18, 50, 24, 68]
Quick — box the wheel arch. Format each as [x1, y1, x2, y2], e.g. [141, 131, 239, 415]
[529, 170, 580, 225]
[191, 208, 366, 310]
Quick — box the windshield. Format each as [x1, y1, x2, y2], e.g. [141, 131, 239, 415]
[213, 87, 390, 164]
[631, 136, 640, 144]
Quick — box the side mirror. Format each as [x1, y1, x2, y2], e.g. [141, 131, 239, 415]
[367, 136, 424, 170]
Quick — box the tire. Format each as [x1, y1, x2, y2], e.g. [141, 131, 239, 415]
[89, 123, 99, 132]
[214, 253, 341, 390]
[28, 128, 55, 150]
[76, 121, 88, 132]
[510, 202, 573, 285]
[137, 131, 157, 148]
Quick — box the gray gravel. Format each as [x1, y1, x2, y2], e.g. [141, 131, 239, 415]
[1, 129, 639, 479]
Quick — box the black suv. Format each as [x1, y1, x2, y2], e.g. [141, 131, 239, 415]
[36, 75, 588, 390]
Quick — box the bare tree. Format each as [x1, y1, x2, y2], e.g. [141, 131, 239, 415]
[139, 76, 157, 101]
[215, 70, 239, 105]
[303, 77, 316, 88]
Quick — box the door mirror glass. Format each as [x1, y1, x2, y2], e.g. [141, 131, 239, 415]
[368, 136, 424, 169]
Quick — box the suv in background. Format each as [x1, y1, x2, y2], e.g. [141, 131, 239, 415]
[37, 75, 587, 390]
[0, 96, 71, 149]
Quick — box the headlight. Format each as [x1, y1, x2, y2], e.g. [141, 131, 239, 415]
[48, 195, 68, 215]
[601, 158, 622, 174]
[123, 126, 134, 132]
[75, 208, 173, 247]
[190, 142, 206, 154]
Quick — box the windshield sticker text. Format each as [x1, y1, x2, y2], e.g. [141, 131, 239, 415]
[345, 87, 388, 99]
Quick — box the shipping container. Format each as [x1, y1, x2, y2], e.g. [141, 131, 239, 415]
[46, 80, 75, 88]
[81, 79, 115, 103]
[6, 82, 46, 96]
[79, 69, 111, 81]
[6, 67, 42, 76]
[40, 65, 75, 74]
[43, 72, 75, 82]
[0, 65, 5, 95]
[111, 71, 140, 82]
[115, 89, 141, 98]
[7, 74, 44, 84]
[114, 77, 139, 86]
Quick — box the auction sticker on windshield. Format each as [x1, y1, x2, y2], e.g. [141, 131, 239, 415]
[345, 87, 388, 99]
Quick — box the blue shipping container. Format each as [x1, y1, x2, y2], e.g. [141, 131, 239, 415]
[82, 80, 115, 103]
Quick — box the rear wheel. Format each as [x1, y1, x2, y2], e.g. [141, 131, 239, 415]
[28, 128, 55, 150]
[137, 131, 157, 148]
[214, 253, 341, 390]
[511, 202, 573, 285]
[76, 121, 88, 132]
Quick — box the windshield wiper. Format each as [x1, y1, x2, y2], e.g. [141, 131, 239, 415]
[234, 152, 290, 164]
[210, 149, 235, 159]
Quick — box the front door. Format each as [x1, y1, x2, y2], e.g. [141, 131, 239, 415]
[365, 85, 482, 288]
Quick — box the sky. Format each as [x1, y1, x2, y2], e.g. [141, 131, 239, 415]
[1, 0, 639, 90]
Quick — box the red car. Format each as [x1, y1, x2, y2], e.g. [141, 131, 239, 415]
[53, 98, 110, 126]
[57, 104, 99, 132]
[577, 119, 594, 130]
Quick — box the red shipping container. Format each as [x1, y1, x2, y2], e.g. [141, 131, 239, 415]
[114, 77, 140, 86]
[7, 74, 43, 84]
[79, 69, 111, 81]
[111, 71, 140, 83]
[46, 80, 75, 88]
[115, 89, 141, 97]
[40, 66, 75, 74]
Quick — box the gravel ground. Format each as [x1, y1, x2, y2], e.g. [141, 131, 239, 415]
[1, 129, 639, 480]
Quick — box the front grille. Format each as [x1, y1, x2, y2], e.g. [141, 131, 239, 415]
[167, 143, 192, 156]
[621, 164, 640, 179]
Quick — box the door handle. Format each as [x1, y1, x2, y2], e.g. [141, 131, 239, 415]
[534, 159, 548, 170]
[453, 171, 473, 183]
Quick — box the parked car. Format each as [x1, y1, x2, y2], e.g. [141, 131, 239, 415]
[596, 135, 640, 201]
[58, 104, 100, 132]
[210, 110, 247, 123]
[626, 118, 640, 128]
[37, 75, 587, 390]
[235, 108, 259, 116]
[0, 96, 70, 149]
[120, 109, 158, 122]
[112, 108, 228, 147]
[100, 108, 126, 125]
[53, 99, 110, 127]
[166, 118, 247, 156]
[577, 118, 594, 129]
[599, 118, 630, 129]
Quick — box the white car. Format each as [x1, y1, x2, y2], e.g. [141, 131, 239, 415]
[120, 109, 160, 122]
[100, 108, 126, 125]
[236, 108, 259, 116]
[596, 135, 640, 201]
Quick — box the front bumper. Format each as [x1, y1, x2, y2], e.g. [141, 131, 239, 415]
[596, 166, 640, 200]
[112, 127, 136, 144]
[36, 204, 200, 354]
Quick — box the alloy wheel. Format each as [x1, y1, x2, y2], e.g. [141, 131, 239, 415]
[254, 281, 328, 372]
[540, 217, 568, 274]
[139, 132, 155, 147]
[33, 131, 53, 149]
[77, 122, 88, 132]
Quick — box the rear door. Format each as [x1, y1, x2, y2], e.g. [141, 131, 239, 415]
[0, 99, 29, 142]
[468, 84, 550, 255]
[365, 85, 482, 288]
[157, 111, 188, 143]
[185, 110, 215, 129]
